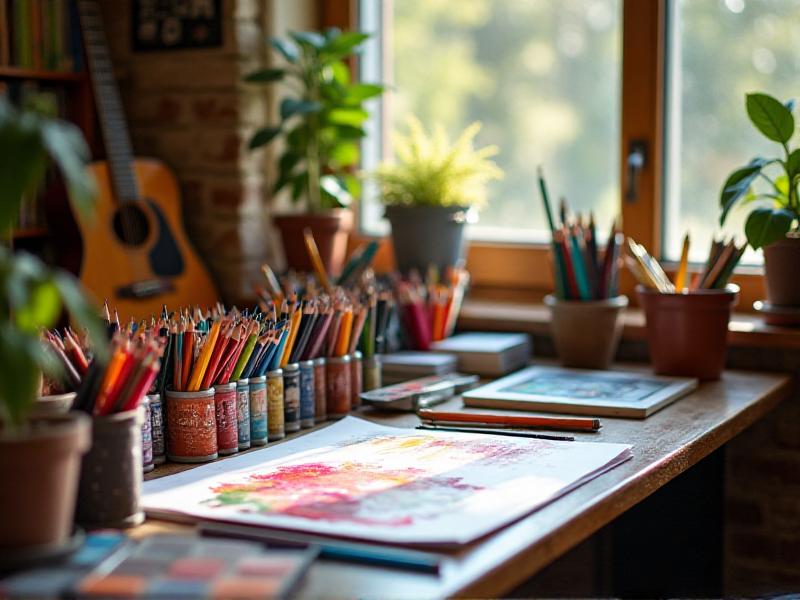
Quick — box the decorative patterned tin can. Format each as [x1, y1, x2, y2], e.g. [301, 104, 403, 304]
[267, 369, 285, 441]
[236, 378, 251, 450]
[166, 388, 218, 463]
[141, 396, 154, 473]
[363, 355, 382, 393]
[283, 363, 301, 433]
[148, 393, 165, 465]
[326, 354, 352, 419]
[248, 375, 268, 447]
[299, 360, 315, 428]
[313, 357, 327, 422]
[214, 382, 238, 456]
[350, 351, 363, 409]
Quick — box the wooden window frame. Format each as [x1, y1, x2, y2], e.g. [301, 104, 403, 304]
[321, 0, 766, 310]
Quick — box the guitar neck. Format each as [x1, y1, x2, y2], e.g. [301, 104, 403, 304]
[77, 0, 140, 203]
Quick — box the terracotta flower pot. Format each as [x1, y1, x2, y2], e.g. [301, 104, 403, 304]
[763, 236, 800, 307]
[273, 209, 353, 277]
[545, 294, 628, 370]
[638, 285, 738, 381]
[0, 412, 91, 549]
[385, 205, 471, 274]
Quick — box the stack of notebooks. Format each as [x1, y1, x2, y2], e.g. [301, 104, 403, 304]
[430, 332, 531, 377]
[381, 351, 457, 385]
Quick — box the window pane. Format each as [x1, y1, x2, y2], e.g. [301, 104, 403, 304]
[664, 0, 800, 264]
[360, 0, 621, 242]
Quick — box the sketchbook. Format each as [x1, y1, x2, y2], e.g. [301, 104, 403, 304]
[143, 417, 632, 546]
[462, 366, 698, 418]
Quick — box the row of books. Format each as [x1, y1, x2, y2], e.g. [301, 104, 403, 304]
[0, 0, 83, 72]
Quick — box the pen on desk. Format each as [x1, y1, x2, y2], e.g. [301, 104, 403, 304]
[198, 522, 441, 574]
[416, 424, 574, 441]
[417, 409, 601, 432]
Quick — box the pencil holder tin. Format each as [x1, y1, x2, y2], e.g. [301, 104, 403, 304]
[544, 294, 628, 370]
[236, 378, 251, 450]
[363, 355, 382, 392]
[214, 382, 239, 456]
[350, 351, 363, 409]
[299, 360, 316, 428]
[248, 375, 268, 447]
[148, 393, 166, 465]
[267, 369, 285, 441]
[283, 363, 301, 433]
[166, 388, 218, 463]
[326, 355, 352, 419]
[313, 357, 327, 422]
[140, 396, 154, 473]
[76, 407, 144, 529]
[638, 285, 738, 381]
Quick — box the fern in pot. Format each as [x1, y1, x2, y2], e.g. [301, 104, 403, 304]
[0, 98, 106, 551]
[720, 92, 800, 307]
[373, 117, 503, 273]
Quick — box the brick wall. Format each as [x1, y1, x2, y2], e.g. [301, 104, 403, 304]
[100, 0, 314, 305]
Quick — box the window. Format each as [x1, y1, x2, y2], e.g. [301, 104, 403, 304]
[663, 0, 800, 265]
[359, 0, 622, 243]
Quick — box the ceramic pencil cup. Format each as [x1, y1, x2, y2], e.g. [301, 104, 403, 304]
[638, 284, 738, 381]
[76, 407, 144, 529]
[545, 294, 628, 370]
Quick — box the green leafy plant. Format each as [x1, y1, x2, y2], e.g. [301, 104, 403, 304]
[245, 28, 384, 212]
[373, 116, 503, 208]
[0, 97, 106, 428]
[720, 92, 800, 249]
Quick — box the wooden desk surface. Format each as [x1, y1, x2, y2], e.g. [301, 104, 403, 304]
[139, 368, 793, 598]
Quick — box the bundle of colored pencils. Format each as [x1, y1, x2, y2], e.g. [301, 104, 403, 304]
[626, 234, 744, 293]
[537, 167, 622, 300]
[394, 266, 470, 351]
[44, 327, 91, 391]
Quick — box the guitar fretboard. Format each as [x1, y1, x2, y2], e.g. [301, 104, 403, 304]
[77, 0, 140, 203]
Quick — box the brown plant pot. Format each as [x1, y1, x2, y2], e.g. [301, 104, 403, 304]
[273, 210, 353, 277]
[763, 236, 800, 306]
[0, 412, 91, 549]
[545, 295, 628, 370]
[638, 285, 738, 381]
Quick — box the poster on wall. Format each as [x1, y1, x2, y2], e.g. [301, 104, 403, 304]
[132, 0, 223, 51]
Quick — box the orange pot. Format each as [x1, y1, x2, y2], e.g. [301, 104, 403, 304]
[638, 285, 738, 381]
[273, 210, 353, 277]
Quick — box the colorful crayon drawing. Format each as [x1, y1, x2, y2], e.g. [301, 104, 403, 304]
[143, 417, 633, 545]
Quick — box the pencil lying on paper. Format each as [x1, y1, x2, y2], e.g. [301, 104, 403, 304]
[417, 409, 601, 432]
[416, 425, 575, 441]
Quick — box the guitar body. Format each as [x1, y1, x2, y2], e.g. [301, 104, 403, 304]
[77, 158, 218, 320]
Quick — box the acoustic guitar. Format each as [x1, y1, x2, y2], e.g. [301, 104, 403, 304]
[74, 0, 218, 320]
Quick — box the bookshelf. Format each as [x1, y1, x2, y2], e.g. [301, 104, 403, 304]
[0, 66, 86, 83]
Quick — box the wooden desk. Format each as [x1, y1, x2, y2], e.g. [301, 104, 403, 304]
[140, 368, 792, 598]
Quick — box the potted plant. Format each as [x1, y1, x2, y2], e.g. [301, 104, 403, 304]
[373, 116, 503, 273]
[0, 98, 106, 552]
[720, 92, 800, 307]
[245, 28, 384, 275]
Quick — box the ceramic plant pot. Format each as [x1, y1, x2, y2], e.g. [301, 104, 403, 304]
[763, 236, 800, 307]
[384, 205, 471, 274]
[545, 295, 628, 370]
[638, 285, 739, 381]
[273, 209, 353, 277]
[0, 412, 91, 549]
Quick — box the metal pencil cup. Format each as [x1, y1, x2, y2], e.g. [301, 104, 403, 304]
[283, 363, 301, 433]
[313, 358, 327, 422]
[236, 378, 251, 450]
[350, 351, 362, 408]
[148, 393, 166, 465]
[363, 355, 381, 392]
[299, 360, 315, 429]
[267, 369, 285, 441]
[248, 375, 268, 447]
[76, 407, 144, 529]
[326, 355, 352, 419]
[141, 396, 154, 473]
[214, 382, 238, 456]
[166, 388, 218, 463]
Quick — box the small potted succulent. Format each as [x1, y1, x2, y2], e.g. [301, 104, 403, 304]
[0, 98, 106, 552]
[373, 116, 503, 274]
[720, 92, 800, 308]
[246, 28, 384, 276]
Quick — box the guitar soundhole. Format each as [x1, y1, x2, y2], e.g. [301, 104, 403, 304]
[112, 203, 150, 247]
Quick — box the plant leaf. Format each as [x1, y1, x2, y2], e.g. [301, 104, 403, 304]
[0, 325, 45, 426]
[249, 126, 282, 149]
[744, 207, 795, 249]
[329, 141, 359, 167]
[289, 31, 326, 50]
[320, 175, 352, 208]
[244, 68, 286, 83]
[343, 83, 385, 103]
[322, 32, 370, 57]
[746, 93, 795, 143]
[719, 157, 777, 225]
[786, 99, 797, 113]
[270, 37, 299, 63]
[280, 99, 322, 120]
[786, 149, 800, 178]
[325, 107, 369, 127]
[14, 279, 61, 333]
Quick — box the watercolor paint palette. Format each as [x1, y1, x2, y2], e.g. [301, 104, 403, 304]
[0, 534, 316, 600]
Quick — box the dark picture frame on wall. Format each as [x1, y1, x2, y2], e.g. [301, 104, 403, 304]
[132, 0, 223, 51]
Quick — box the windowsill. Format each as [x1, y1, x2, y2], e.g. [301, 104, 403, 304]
[458, 299, 800, 350]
